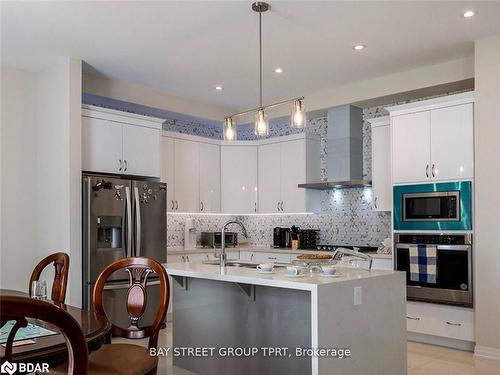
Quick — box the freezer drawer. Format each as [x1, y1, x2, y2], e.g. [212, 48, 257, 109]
[85, 281, 162, 328]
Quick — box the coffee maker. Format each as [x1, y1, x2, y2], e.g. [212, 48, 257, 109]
[273, 227, 291, 248]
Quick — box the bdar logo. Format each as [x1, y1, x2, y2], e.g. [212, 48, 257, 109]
[0, 361, 17, 375]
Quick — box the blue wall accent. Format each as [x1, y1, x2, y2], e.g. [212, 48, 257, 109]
[393, 181, 472, 231]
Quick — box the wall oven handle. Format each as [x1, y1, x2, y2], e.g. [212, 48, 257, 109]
[446, 321, 462, 326]
[134, 187, 141, 257]
[425, 164, 429, 178]
[406, 316, 421, 321]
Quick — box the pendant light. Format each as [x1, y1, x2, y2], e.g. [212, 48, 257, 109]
[223, 117, 237, 141]
[291, 99, 306, 129]
[223, 2, 305, 140]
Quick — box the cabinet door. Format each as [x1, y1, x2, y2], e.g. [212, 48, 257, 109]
[199, 143, 221, 213]
[280, 139, 308, 213]
[392, 111, 431, 183]
[221, 146, 258, 214]
[174, 139, 200, 212]
[82, 116, 123, 174]
[122, 125, 160, 177]
[371, 125, 391, 211]
[258, 143, 282, 213]
[430, 104, 473, 181]
[161, 137, 175, 212]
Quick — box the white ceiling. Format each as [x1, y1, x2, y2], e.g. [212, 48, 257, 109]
[2, 1, 500, 112]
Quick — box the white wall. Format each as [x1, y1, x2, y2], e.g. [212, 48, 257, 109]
[83, 73, 232, 121]
[474, 35, 500, 358]
[0, 60, 82, 306]
[0, 66, 39, 292]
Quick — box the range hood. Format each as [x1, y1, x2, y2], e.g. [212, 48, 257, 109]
[299, 105, 371, 190]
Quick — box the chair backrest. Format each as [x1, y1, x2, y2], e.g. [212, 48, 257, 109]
[0, 296, 88, 374]
[92, 257, 170, 349]
[29, 252, 70, 304]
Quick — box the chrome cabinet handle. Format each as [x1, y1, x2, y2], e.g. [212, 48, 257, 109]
[406, 316, 421, 321]
[118, 159, 123, 172]
[171, 200, 175, 210]
[175, 200, 179, 210]
[425, 164, 429, 178]
[446, 321, 462, 326]
[280, 201, 284, 211]
[254, 202, 257, 213]
[185, 255, 190, 262]
[181, 255, 185, 262]
[250, 253, 254, 261]
[431, 164, 436, 178]
[268, 256, 277, 260]
[205, 254, 209, 261]
[374, 197, 378, 209]
[200, 201, 204, 212]
[277, 201, 280, 212]
[124, 159, 128, 172]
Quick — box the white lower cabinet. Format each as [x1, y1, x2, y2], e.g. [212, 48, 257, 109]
[406, 301, 474, 341]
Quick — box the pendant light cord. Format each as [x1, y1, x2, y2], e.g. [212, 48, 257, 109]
[259, 10, 263, 108]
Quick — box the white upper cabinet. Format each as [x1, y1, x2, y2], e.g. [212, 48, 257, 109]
[161, 133, 221, 213]
[173, 139, 200, 213]
[391, 111, 431, 184]
[161, 136, 175, 211]
[122, 125, 160, 177]
[199, 142, 221, 213]
[82, 105, 163, 177]
[430, 103, 473, 181]
[258, 143, 282, 213]
[82, 116, 123, 174]
[258, 135, 321, 213]
[388, 92, 474, 184]
[221, 145, 258, 214]
[369, 117, 391, 211]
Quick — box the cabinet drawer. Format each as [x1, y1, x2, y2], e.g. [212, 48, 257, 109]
[406, 302, 474, 341]
[255, 252, 291, 263]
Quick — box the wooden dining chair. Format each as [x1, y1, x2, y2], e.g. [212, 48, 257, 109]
[0, 295, 88, 375]
[50, 257, 169, 375]
[29, 252, 70, 304]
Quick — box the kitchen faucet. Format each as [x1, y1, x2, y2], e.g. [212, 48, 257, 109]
[220, 220, 248, 274]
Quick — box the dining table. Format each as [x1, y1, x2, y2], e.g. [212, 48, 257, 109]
[0, 288, 111, 366]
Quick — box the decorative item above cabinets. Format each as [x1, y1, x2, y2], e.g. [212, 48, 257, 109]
[387, 92, 474, 184]
[367, 116, 391, 211]
[82, 105, 163, 178]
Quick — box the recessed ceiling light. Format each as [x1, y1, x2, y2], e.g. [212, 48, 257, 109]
[274, 67, 283, 74]
[353, 44, 366, 51]
[215, 85, 223, 91]
[462, 10, 477, 18]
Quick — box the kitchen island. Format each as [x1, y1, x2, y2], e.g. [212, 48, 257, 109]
[164, 262, 406, 375]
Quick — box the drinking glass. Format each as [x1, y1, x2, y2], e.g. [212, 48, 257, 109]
[31, 280, 47, 300]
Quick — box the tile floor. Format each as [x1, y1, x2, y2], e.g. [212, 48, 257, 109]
[121, 323, 500, 374]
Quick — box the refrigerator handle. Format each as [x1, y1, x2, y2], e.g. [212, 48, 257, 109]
[83, 177, 91, 284]
[125, 186, 133, 258]
[134, 187, 141, 257]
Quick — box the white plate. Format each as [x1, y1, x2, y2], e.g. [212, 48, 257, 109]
[284, 273, 306, 278]
[320, 273, 343, 278]
[257, 270, 276, 274]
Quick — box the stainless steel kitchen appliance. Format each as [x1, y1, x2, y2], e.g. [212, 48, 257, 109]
[82, 174, 167, 327]
[394, 233, 473, 307]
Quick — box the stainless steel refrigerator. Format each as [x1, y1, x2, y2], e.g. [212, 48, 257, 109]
[82, 174, 167, 327]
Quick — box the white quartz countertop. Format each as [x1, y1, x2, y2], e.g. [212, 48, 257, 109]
[164, 262, 399, 291]
[167, 246, 392, 259]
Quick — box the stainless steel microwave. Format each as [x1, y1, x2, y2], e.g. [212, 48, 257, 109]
[394, 181, 472, 231]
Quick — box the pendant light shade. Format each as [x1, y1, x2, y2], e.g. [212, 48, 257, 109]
[291, 99, 306, 129]
[254, 109, 269, 136]
[224, 117, 237, 141]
